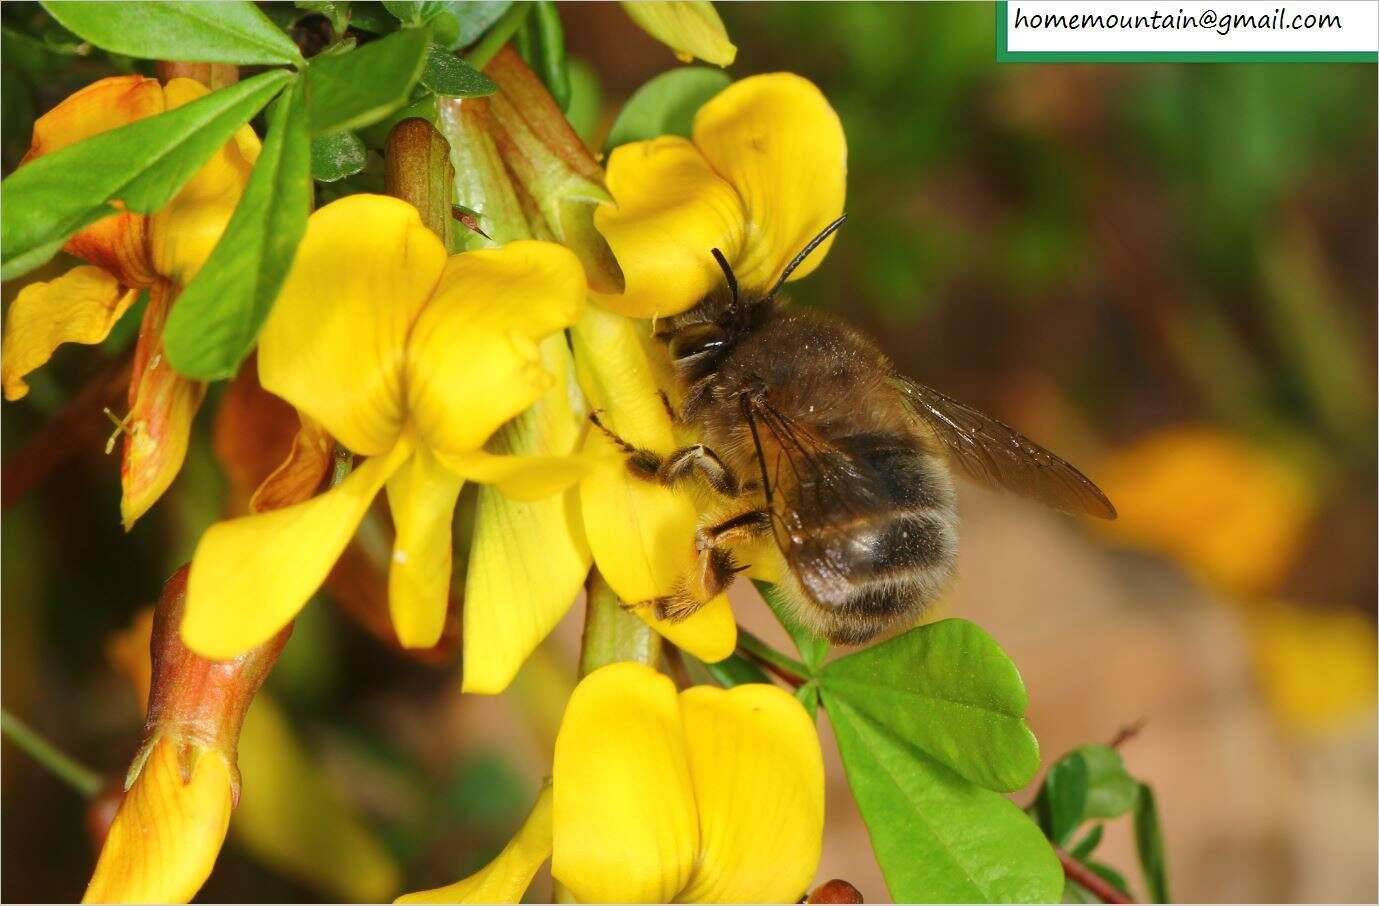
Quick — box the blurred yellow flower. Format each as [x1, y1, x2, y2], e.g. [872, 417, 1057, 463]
[621, 1, 738, 67]
[1095, 426, 1315, 598]
[1, 74, 259, 528]
[402, 663, 823, 904]
[182, 194, 587, 661]
[1246, 600, 1377, 735]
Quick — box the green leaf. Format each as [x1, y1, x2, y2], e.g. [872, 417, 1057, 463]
[1069, 823, 1104, 861]
[296, 0, 352, 34]
[420, 42, 496, 97]
[0, 69, 292, 281]
[819, 618, 1040, 792]
[450, 0, 513, 47]
[564, 57, 602, 147]
[1087, 861, 1132, 897]
[343, 2, 399, 34]
[1078, 745, 1138, 819]
[604, 66, 730, 152]
[311, 130, 368, 182]
[528, 0, 569, 110]
[41, 1, 302, 65]
[163, 77, 311, 380]
[754, 580, 828, 672]
[381, 0, 446, 25]
[1133, 783, 1170, 903]
[826, 687, 1062, 903]
[795, 680, 820, 720]
[700, 652, 770, 688]
[1036, 751, 1089, 845]
[305, 25, 430, 135]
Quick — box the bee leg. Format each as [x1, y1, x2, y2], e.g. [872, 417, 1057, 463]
[684, 508, 771, 602]
[658, 445, 741, 496]
[588, 412, 662, 481]
[588, 413, 742, 497]
[658, 390, 679, 423]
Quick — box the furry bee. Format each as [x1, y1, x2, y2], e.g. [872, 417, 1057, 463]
[591, 216, 1117, 644]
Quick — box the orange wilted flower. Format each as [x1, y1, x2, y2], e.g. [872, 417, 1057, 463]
[1, 74, 259, 529]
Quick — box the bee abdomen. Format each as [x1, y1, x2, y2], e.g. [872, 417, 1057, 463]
[790, 505, 959, 644]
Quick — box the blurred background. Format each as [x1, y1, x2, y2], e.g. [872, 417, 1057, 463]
[3, 2, 1375, 902]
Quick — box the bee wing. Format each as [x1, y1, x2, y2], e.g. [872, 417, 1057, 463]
[892, 378, 1117, 520]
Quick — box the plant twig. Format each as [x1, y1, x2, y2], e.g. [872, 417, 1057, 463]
[1057, 846, 1136, 904]
[737, 630, 807, 687]
[1109, 718, 1147, 750]
[1, 709, 103, 798]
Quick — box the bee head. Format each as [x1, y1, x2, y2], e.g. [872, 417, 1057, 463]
[658, 215, 847, 366]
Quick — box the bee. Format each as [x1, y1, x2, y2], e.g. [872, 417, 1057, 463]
[591, 216, 1117, 645]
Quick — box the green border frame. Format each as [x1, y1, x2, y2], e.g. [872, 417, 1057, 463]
[995, 0, 1378, 62]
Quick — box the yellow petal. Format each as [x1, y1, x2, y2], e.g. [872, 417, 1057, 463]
[463, 336, 591, 694]
[0, 265, 137, 400]
[678, 684, 825, 903]
[552, 663, 699, 904]
[83, 739, 233, 904]
[120, 283, 205, 530]
[235, 696, 400, 902]
[182, 438, 413, 659]
[385, 447, 465, 649]
[258, 195, 444, 456]
[572, 307, 737, 662]
[22, 75, 164, 288]
[592, 136, 745, 319]
[439, 448, 590, 501]
[397, 786, 553, 904]
[147, 78, 261, 286]
[406, 241, 585, 459]
[693, 74, 847, 291]
[462, 481, 588, 694]
[621, 1, 737, 66]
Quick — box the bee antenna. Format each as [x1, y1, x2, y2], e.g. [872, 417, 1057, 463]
[710, 247, 739, 305]
[770, 214, 847, 295]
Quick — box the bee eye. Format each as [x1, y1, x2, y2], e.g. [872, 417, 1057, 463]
[669, 325, 727, 360]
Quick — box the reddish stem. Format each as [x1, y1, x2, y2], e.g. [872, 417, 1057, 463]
[1057, 847, 1136, 904]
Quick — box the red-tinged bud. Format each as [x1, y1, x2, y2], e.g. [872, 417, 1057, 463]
[386, 118, 457, 243]
[806, 879, 864, 904]
[475, 48, 625, 293]
[132, 566, 290, 803]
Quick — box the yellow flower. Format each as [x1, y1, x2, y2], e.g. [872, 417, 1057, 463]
[592, 72, 846, 320]
[570, 73, 846, 660]
[83, 738, 234, 905]
[621, 1, 738, 67]
[399, 662, 824, 904]
[1, 74, 259, 528]
[1095, 425, 1315, 598]
[182, 194, 587, 660]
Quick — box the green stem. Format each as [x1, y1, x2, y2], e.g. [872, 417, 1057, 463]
[1, 709, 103, 798]
[464, 1, 532, 69]
[737, 629, 808, 685]
[577, 570, 660, 677]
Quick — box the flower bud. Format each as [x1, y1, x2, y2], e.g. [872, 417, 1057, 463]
[86, 566, 288, 903]
[807, 879, 865, 904]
